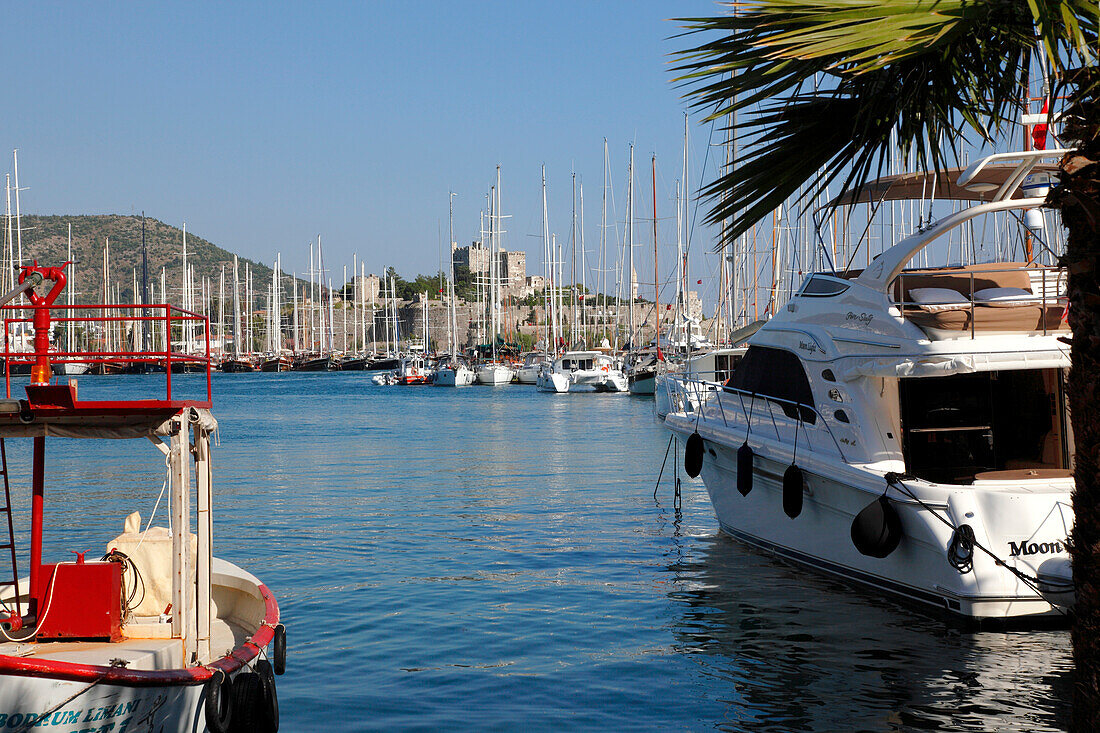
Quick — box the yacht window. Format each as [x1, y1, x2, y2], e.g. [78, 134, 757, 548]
[822, 369, 836, 382]
[725, 346, 816, 424]
[899, 368, 1069, 483]
[799, 275, 850, 297]
[714, 353, 743, 383]
[834, 409, 850, 423]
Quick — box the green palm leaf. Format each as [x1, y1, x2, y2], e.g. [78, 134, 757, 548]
[674, 0, 1098, 246]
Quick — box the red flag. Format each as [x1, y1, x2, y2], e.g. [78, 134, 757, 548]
[696, 279, 702, 284]
[1032, 99, 1049, 150]
[656, 346, 665, 361]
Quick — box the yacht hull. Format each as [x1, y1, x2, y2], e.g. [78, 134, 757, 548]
[515, 366, 541, 384]
[536, 371, 570, 393]
[476, 365, 514, 385]
[570, 370, 628, 392]
[0, 558, 280, 732]
[628, 371, 656, 395]
[665, 412, 1071, 621]
[434, 367, 475, 386]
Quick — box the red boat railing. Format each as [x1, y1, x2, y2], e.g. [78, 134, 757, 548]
[1, 303, 213, 407]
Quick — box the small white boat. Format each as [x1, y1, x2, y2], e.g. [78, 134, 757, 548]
[476, 362, 515, 385]
[515, 352, 550, 384]
[371, 371, 397, 386]
[52, 360, 91, 376]
[434, 358, 476, 386]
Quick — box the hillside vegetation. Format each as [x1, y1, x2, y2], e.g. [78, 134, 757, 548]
[9, 215, 281, 303]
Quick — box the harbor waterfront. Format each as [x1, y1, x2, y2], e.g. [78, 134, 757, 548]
[16, 372, 1072, 731]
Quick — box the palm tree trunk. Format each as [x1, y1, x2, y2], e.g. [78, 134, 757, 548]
[1054, 67, 1100, 731]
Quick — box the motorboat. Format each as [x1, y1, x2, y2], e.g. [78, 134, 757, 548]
[515, 352, 550, 384]
[559, 350, 628, 393]
[664, 148, 1076, 622]
[656, 347, 746, 419]
[395, 354, 433, 385]
[476, 361, 515, 386]
[0, 262, 286, 731]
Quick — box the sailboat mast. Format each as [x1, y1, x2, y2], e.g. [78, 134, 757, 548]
[309, 243, 315, 352]
[221, 265, 227, 356]
[67, 224, 74, 353]
[292, 275, 299, 353]
[232, 256, 241, 358]
[652, 154, 659, 351]
[579, 182, 586, 348]
[627, 144, 635, 348]
[600, 140, 608, 347]
[570, 171, 577, 343]
[141, 213, 150, 352]
[448, 191, 458, 356]
[541, 167, 554, 352]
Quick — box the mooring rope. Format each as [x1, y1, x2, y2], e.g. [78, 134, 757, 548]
[884, 472, 1068, 616]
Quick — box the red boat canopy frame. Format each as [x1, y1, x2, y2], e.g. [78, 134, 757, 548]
[1, 302, 212, 409]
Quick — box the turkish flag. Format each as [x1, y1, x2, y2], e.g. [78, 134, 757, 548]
[696, 279, 702, 284]
[1033, 99, 1049, 150]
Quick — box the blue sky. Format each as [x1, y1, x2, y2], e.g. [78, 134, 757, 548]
[2, 1, 728, 297]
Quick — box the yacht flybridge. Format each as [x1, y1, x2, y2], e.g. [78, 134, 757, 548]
[664, 149, 1076, 622]
[0, 264, 285, 730]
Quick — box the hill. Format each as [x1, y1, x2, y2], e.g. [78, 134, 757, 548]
[9, 215, 287, 304]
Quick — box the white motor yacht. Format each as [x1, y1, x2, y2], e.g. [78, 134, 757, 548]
[664, 148, 1076, 622]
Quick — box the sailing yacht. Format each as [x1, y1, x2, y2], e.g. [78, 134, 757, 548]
[664, 148, 1076, 621]
[434, 356, 476, 386]
[435, 192, 477, 387]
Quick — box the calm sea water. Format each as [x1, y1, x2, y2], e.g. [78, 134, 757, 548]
[11, 373, 1072, 731]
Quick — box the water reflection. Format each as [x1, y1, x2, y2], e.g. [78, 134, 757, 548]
[665, 533, 1071, 731]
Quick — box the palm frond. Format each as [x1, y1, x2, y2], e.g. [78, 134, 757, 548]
[674, 0, 1099, 246]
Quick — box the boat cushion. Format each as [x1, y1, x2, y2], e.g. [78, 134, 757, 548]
[902, 303, 1067, 333]
[893, 262, 1033, 302]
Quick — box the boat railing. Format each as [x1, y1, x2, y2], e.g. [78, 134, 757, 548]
[1, 303, 213, 405]
[892, 263, 1067, 338]
[664, 373, 848, 462]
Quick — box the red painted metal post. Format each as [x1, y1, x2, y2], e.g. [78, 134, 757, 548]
[20, 264, 69, 386]
[165, 307, 173, 401]
[29, 436, 44, 617]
